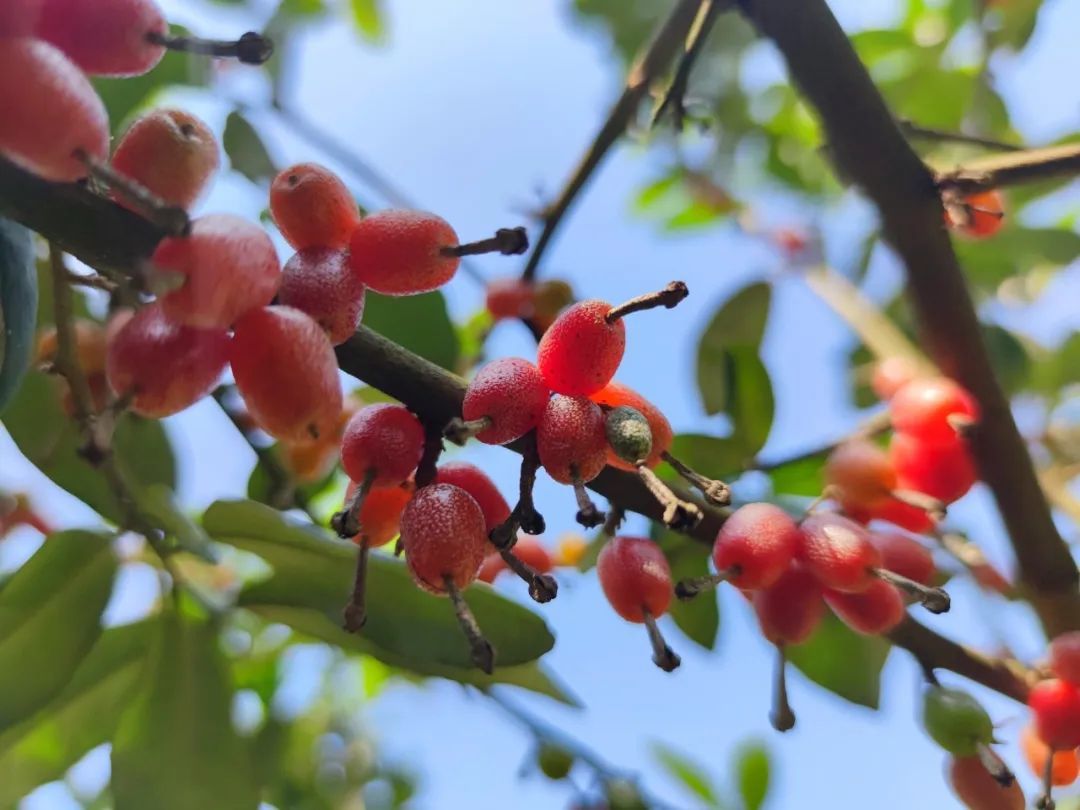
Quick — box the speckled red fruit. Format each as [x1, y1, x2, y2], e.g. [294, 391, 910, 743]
[270, 163, 359, 250]
[1049, 632, 1080, 686]
[0, 0, 42, 35]
[824, 579, 905, 635]
[1029, 678, 1080, 750]
[946, 190, 1006, 239]
[37, 0, 167, 76]
[848, 497, 936, 535]
[478, 536, 553, 584]
[461, 358, 550, 445]
[536, 300, 626, 396]
[590, 381, 672, 470]
[948, 756, 1025, 810]
[348, 210, 459, 296]
[1021, 725, 1079, 787]
[597, 536, 672, 623]
[891, 432, 977, 504]
[340, 403, 424, 486]
[346, 479, 413, 548]
[400, 483, 487, 594]
[891, 377, 980, 443]
[536, 395, 608, 484]
[712, 503, 800, 590]
[871, 357, 919, 402]
[105, 303, 229, 418]
[278, 248, 366, 346]
[0, 38, 108, 181]
[825, 440, 896, 511]
[111, 109, 219, 210]
[798, 513, 880, 593]
[433, 461, 510, 533]
[230, 306, 342, 443]
[154, 214, 281, 329]
[753, 564, 824, 645]
[485, 277, 534, 320]
[870, 531, 935, 586]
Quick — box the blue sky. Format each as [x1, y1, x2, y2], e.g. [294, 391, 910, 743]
[3, 0, 1080, 808]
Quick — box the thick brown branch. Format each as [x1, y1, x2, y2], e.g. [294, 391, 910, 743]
[737, 0, 1080, 636]
[935, 143, 1080, 194]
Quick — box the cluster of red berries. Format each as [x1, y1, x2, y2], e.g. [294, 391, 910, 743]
[1020, 633, 1080, 807]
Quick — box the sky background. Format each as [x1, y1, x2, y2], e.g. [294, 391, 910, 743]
[2, 0, 1080, 807]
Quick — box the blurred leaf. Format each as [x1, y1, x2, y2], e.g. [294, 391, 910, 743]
[0, 217, 36, 413]
[362, 291, 460, 371]
[766, 452, 826, 498]
[987, 0, 1043, 51]
[0, 531, 117, 729]
[786, 612, 891, 709]
[3, 372, 176, 523]
[203, 500, 555, 669]
[697, 282, 771, 415]
[981, 324, 1030, 395]
[881, 69, 975, 130]
[223, 112, 278, 186]
[1033, 333, 1080, 396]
[659, 530, 720, 651]
[112, 613, 259, 810]
[280, 0, 329, 17]
[954, 227, 1080, 289]
[734, 742, 770, 810]
[349, 0, 384, 41]
[136, 484, 218, 563]
[665, 434, 745, 481]
[651, 743, 722, 808]
[0, 621, 151, 805]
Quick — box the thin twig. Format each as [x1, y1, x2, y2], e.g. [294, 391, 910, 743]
[651, 0, 724, 131]
[934, 142, 1080, 194]
[898, 119, 1022, 152]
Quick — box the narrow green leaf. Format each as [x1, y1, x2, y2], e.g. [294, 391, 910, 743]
[362, 291, 460, 371]
[696, 283, 771, 416]
[0, 217, 36, 413]
[657, 530, 720, 651]
[723, 347, 775, 457]
[203, 500, 554, 669]
[0, 621, 152, 805]
[766, 453, 827, 498]
[785, 612, 891, 709]
[112, 614, 259, 810]
[664, 434, 744, 481]
[349, 0, 384, 41]
[223, 111, 278, 186]
[733, 741, 770, 810]
[0, 531, 117, 729]
[652, 742, 721, 807]
[136, 484, 218, 563]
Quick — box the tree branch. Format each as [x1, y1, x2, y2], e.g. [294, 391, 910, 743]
[934, 142, 1080, 194]
[650, 0, 724, 131]
[898, 119, 1022, 153]
[520, 0, 707, 281]
[736, 0, 1080, 636]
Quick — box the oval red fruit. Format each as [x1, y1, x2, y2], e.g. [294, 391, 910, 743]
[462, 358, 550, 445]
[401, 483, 488, 594]
[537, 300, 626, 396]
[340, 403, 425, 487]
[536, 395, 608, 485]
[597, 536, 672, 623]
[349, 209, 459, 296]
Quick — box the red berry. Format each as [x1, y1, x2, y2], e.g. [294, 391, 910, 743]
[0, 0, 42, 36]
[461, 358, 550, 445]
[340, 404, 424, 487]
[433, 461, 511, 534]
[948, 755, 1025, 810]
[536, 395, 608, 485]
[111, 109, 219, 210]
[1021, 724, 1079, 787]
[37, 0, 167, 77]
[946, 190, 1006, 239]
[536, 300, 626, 396]
[824, 579, 906, 635]
[485, 277, 534, 321]
[346, 479, 412, 548]
[105, 303, 229, 418]
[590, 381, 673, 470]
[230, 306, 343, 443]
[798, 513, 880, 593]
[269, 163, 359, 250]
[1049, 632, 1080, 686]
[400, 483, 487, 594]
[752, 564, 824, 645]
[712, 503, 801, 590]
[0, 38, 108, 181]
[891, 377, 980, 443]
[348, 210, 459, 296]
[848, 498, 936, 535]
[870, 531, 935, 586]
[1029, 678, 1080, 750]
[824, 439, 896, 511]
[154, 214, 281, 329]
[596, 536, 672, 623]
[278, 248, 366, 346]
[478, 536, 553, 584]
[891, 432, 977, 504]
[871, 357, 919, 402]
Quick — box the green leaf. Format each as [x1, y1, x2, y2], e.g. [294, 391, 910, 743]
[657, 530, 720, 651]
[223, 112, 278, 186]
[785, 612, 891, 709]
[0, 621, 152, 805]
[766, 453, 826, 498]
[652, 742, 721, 807]
[722, 347, 775, 457]
[349, 0, 384, 41]
[0, 217, 36, 413]
[733, 741, 770, 810]
[955, 228, 1080, 289]
[203, 500, 555, 669]
[136, 484, 218, 563]
[112, 613, 259, 810]
[2, 372, 176, 523]
[664, 434, 745, 481]
[0, 531, 117, 729]
[362, 291, 460, 371]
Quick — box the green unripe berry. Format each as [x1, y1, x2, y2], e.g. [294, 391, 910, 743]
[536, 743, 574, 780]
[922, 686, 995, 755]
[606, 778, 647, 810]
[605, 406, 653, 466]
